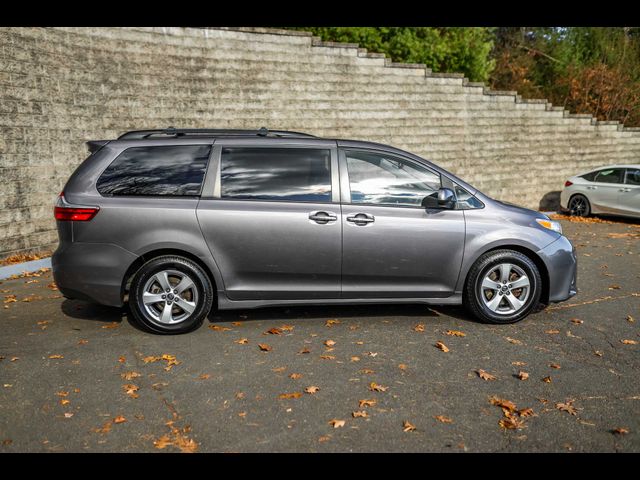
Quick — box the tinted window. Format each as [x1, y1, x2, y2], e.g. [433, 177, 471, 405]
[345, 150, 441, 207]
[455, 184, 484, 209]
[220, 148, 332, 202]
[593, 168, 625, 184]
[580, 171, 597, 182]
[97, 145, 210, 196]
[625, 168, 640, 186]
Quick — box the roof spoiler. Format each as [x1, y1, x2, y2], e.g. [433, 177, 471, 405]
[87, 140, 109, 154]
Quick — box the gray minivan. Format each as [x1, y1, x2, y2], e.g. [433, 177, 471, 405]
[52, 128, 577, 334]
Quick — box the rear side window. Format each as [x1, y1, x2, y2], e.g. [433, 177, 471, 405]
[97, 145, 211, 196]
[220, 148, 332, 202]
[593, 168, 625, 184]
[580, 171, 597, 182]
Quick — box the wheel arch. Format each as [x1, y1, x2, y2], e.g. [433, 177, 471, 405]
[463, 244, 550, 305]
[568, 192, 592, 215]
[120, 248, 219, 304]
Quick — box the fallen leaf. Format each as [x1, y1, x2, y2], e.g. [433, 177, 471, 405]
[198, 374, 211, 380]
[413, 324, 425, 332]
[608, 284, 621, 290]
[570, 318, 584, 325]
[153, 435, 172, 449]
[10, 357, 19, 362]
[305, 386, 320, 394]
[298, 347, 310, 354]
[499, 415, 526, 430]
[319, 355, 335, 360]
[350, 356, 360, 362]
[102, 323, 119, 329]
[506, 337, 522, 345]
[369, 382, 388, 392]
[517, 371, 529, 380]
[324, 339, 336, 347]
[352, 410, 368, 418]
[60, 399, 70, 406]
[278, 392, 302, 399]
[231, 321, 243, 327]
[120, 371, 141, 381]
[366, 352, 378, 357]
[209, 325, 232, 332]
[556, 401, 578, 415]
[289, 373, 303, 380]
[549, 363, 561, 369]
[48, 354, 64, 359]
[359, 399, 377, 408]
[272, 367, 286, 373]
[113, 415, 126, 424]
[78, 339, 89, 345]
[476, 369, 497, 381]
[398, 364, 408, 371]
[594, 350, 604, 357]
[545, 329, 560, 334]
[489, 396, 517, 413]
[94, 421, 112, 434]
[434, 415, 453, 424]
[435, 341, 449, 353]
[258, 343, 272, 352]
[512, 361, 527, 366]
[403, 420, 416, 432]
[542, 376, 552, 383]
[626, 315, 634, 323]
[445, 330, 466, 337]
[329, 419, 346, 429]
[266, 327, 283, 335]
[621, 339, 638, 345]
[64, 413, 74, 419]
[612, 427, 629, 435]
[234, 338, 249, 344]
[318, 435, 331, 442]
[238, 411, 247, 418]
[325, 319, 341, 327]
[280, 325, 295, 332]
[235, 392, 245, 399]
[118, 356, 126, 363]
[122, 384, 139, 399]
[359, 368, 375, 374]
[518, 408, 535, 418]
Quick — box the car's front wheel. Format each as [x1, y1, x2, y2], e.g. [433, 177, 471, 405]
[568, 194, 591, 217]
[464, 250, 542, 324]
[129, 256, 213, 334]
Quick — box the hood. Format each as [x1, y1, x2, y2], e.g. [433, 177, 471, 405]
[495, 200, 549, 220]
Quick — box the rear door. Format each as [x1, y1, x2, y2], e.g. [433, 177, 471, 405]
[619, 167, 640, 216]
[196, 139, 342, 300]
[590, 168, 627, 213]
[338, 147, 465, 299]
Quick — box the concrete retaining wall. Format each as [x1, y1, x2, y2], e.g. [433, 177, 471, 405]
[2, 26, 639, 255]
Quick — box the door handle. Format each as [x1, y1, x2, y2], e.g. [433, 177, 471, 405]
[587, 186, 597, 190]
[309, 211, 337, 224]
[346, 213, 375, 225]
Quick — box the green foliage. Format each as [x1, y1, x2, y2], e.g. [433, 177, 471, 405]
[288, 27, 496, 82]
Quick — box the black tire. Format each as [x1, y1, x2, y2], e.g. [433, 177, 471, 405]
[568, 194, 591, 217]
[129, 256, 213, 334]
[463, 249, 542, 324]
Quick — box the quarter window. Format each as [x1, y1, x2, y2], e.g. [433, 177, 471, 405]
[220, 148, 332, 202]
[97, 145, 210, 196]
[593, 168, 625, 184]
[345, 150, 441, 207]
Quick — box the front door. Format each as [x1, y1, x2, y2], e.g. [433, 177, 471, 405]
[619, 167, 640, 216]
[196, 141, 342, 300]
[339, 148, 465, 298]
[591, 168, 627, 214]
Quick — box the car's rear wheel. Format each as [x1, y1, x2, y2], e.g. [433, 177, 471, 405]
[568, 194, 591, 217]
[129, 256, 213, 334]
[464, 250, 542, 324]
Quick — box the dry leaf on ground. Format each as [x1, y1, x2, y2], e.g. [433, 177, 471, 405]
[369, 382, 388, 392]
[445, 330, 466, 337]
[235, 338, 249, 344]
[329, 419, 345, 428]
[434, 415, 453, 424]
[266, 327, 282, 335]
[305, 386, 320, 394]
[545, 329, 560, 334]
[113, 415, 126, 424]
[352, 410, 368, 418]
[298, 347, 310, 354]
[435, 341, 449, 352]
[476, 369, 497, 381]
[571, 318, 584, 325]
[556, 401, 578, 415]
[549, 363, 561, 369]
[289, 373, 303, 380]
[258, 343, 272, 352]
[413, 324, 425, 332]
[324, 340, 336, 347]
[621, 339, 638, 345]
[542, 376, 552, 383]
[403, 420, 416, 432]
[517, 371, 529, 380]
[359, 399, 377, 408]
[48, 354, 64, 359]
[122, 384, 139, 399]
[325, 319, 341, 327]
[506, 337, 522, 345]
[121, 371, 141, 380]
[612, 427, 629, 435]
[278, 392, 302, 399]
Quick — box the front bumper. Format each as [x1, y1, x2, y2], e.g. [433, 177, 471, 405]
[537, 235, 578, 303]
[52, 241, 137, 307]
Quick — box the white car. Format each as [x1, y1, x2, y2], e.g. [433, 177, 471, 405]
[560, 165, 640, 219]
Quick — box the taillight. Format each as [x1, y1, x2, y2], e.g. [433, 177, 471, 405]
[54, 193, 99, 221]
[564, 180, 573, 187]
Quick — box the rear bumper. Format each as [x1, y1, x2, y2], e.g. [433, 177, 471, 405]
[537, 235, 578, 303]
[52, 241, 137, 307]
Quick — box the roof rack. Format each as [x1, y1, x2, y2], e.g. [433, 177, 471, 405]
[117, 127, 316, 140]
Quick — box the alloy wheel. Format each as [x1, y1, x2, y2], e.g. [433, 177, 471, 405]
[141, 269, 199, 325]
[478, 263, 531, 315]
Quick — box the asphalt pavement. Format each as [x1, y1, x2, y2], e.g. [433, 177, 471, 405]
[0, 216, 638, 452]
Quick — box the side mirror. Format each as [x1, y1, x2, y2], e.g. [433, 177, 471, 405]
[437, 187, 456, 208]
